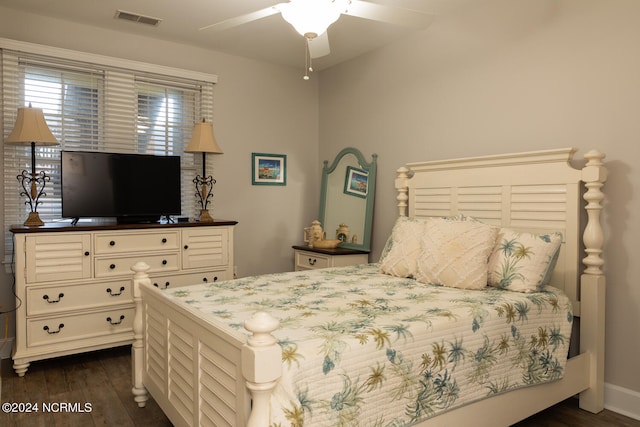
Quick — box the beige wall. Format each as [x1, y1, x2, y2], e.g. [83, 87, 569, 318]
[319, 0, 640, 414]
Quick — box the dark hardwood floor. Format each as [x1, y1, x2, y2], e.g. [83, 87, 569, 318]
[2, 346, 639, 426]
[1, 346, 171, 427]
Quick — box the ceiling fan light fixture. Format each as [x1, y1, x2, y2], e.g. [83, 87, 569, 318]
[279, 0, 350, 38]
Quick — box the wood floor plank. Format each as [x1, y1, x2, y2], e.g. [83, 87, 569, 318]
[48, 389, 95, 427]
[80, 352, 136, 427]
[3, 346, 640, 426]
[101, 346, 171, 426]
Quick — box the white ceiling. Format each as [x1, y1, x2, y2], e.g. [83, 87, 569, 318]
[0, 0, 470, 71]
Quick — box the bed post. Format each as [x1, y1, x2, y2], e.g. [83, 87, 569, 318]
[242, 312, 282, 427]
[396, 166, 411, 217]
[579, 150, 607, 413]
[131, 261, 151, 408]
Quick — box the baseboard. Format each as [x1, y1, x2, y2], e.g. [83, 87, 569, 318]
[605, 383, 640, 421]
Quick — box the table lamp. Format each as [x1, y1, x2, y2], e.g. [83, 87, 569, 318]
[5, 104, 59, 226]
[184, 118, 223, 222]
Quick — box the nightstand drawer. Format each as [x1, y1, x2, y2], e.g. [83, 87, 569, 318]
[27, 307, 135, 348]
[293, 246, 369, 271]
[295, 250, 330, 270]
[26, 279, 132, 316]
[95, 253, 179, 277]
[94, 231, 180, 255]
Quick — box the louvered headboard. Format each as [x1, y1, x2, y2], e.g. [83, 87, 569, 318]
[395, 148, 607, 315]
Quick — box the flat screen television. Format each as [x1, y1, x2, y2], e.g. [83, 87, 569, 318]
[61, 151, 182, 224]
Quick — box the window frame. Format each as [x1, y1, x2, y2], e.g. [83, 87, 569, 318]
[1, 38, 218, 261]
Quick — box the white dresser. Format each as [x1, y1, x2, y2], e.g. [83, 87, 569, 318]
[293, 245, 369, 271]
[10, 220, 237, 376]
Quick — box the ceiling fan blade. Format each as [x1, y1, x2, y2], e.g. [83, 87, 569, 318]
[346, 1, 434, 29]
[308, 32, 331, 58]
[199, 4, 282, 32]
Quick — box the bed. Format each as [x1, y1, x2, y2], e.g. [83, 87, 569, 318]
[130, 148, 607, 426]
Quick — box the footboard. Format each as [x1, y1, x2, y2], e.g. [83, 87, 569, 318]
[131, 262, 281, 427]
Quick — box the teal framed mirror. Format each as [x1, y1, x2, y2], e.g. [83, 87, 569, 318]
[319, 147, 377, 252]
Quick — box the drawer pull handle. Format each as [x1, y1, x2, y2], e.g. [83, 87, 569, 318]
[153, 282, 170, 290]
[162, 259, 168, 265]
[203, 277, 208, 283]
[106, 315, 125, 325]
[43, 293, 64, 303]
[43, 323, 64, 334]
[162, 238, 167, 243]
[308, 258, 317, 266]
[84, 251, 90, 256]
[109, 240, 116, 246]
[106, 286, 125, 296]
[110, 264, 116, 270]
[213, 276, 219, 282]
[183, 245, 189, 250]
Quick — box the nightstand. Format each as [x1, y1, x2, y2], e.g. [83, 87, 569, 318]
[293, 245, 369, 271]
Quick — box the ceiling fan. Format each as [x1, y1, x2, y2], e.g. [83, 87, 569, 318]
[199, 0, 433, 79]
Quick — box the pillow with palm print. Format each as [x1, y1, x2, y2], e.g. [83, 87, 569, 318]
[487, 229, 562, 292]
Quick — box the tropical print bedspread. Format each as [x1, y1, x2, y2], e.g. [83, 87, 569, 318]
[162, 263, 573, 426]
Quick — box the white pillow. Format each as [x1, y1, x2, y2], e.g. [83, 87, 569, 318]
[414, 218, 498, 290]
[487, 229, 562, 292]
[379, 217, 427, 278]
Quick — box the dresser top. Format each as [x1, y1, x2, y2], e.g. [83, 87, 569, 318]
[10, 219, 238, 234]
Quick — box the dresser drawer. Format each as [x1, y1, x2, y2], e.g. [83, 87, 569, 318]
[148, 270, 232, 289]
[95, 253, 179, 277]
[27, 307, 135, 348]
[94, 231, 180, 255]
[26, 279, 132, 316]
[295, 250, 330, 270]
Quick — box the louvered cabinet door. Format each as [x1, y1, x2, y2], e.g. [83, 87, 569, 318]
[25, 233, 91, 283]
[181, 227, 230, 270]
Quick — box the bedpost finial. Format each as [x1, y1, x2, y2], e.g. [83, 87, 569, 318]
[131, 261, 151, 277]
[584, 150, 605, 166]
[245, 312, 280, 348]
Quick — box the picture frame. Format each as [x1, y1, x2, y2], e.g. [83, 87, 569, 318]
[251, 153, 286, 186]
[344, 165, 368, 198]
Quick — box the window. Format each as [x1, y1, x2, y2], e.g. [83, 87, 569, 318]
[2, 44, 216, 257]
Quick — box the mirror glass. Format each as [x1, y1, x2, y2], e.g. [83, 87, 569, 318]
[319, 147, 377, 252]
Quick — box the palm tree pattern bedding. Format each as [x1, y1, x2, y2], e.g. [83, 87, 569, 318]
[163, 263, 573, 426]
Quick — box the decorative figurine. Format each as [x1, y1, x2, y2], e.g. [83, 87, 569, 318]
[336, 223, 350, 242]
[303, 220, 324, 247]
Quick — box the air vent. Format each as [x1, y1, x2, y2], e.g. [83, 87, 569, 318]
[115, 10, 162, 26]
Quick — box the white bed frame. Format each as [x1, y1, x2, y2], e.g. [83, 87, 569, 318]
[131, 148, 607, 427]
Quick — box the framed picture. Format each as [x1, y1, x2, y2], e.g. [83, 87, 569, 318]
[344, 166, 368, 198]
[251, 153, 286, 186]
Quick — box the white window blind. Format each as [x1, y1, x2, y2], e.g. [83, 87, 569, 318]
[2, 47, 215, 256]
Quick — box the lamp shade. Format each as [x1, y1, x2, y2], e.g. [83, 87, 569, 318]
[280, 0, 348, 37]
[6, 106, 58, 146]
[184, 119, 223, 154]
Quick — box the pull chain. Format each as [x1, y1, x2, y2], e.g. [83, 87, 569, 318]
[304, 36, 313, 80]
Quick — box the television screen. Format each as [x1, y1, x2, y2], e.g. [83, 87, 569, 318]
[61, 151, 181, 223]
